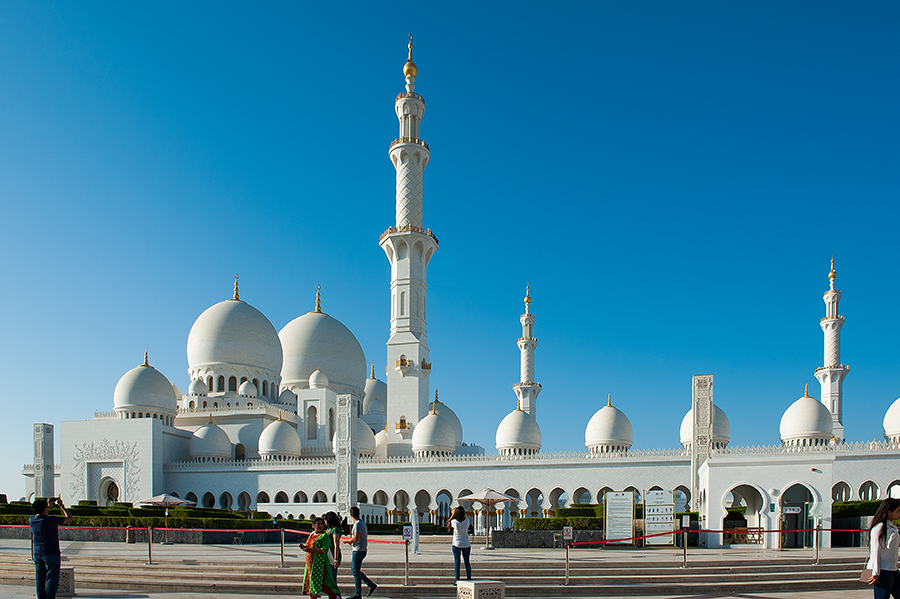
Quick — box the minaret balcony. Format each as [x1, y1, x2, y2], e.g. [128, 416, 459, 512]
[396, 356, 411, 375]
[395, 92, 424, 103]
[420, 359, 431, 371]
[390, 137, 429, 151]
[380, 225, 439, 245]
[820, 315, 844, 322]
[815, 364, 850, 372]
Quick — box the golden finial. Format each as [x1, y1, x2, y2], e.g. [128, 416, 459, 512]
[234, 273, 240, 300]
[370, 361, 376, 379]
[277, 412, 283, 422]
[403, 33, 418, 78]
[607, 393, 611, 407]
[516, 399, 522, 411]
[142, 351, 150, 367]
[208, 415, 214, 425]
[804, 384, 810, 397]
[315, 285, 322, 313]
[828, 257, 837, 280]
[434, 389, 440, 404]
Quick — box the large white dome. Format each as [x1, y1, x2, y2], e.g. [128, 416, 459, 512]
[114, 360, 177, 415]
[259, 419, 303, 459]
[585, 400, 633, 452]
[279, 311, 366, 395]
[780, 388, 833, 446]
[884, 397, 900, 441]
[190, 421, 232, 460]
[411, 408, 455, 456]
[680, 404, 731, 448]
[187, 299, 283, 374]
[496, 408, 541, 455]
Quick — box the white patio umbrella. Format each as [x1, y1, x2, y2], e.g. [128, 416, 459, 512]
[140, 494, 196, 543]
[456, 489, 518, 549]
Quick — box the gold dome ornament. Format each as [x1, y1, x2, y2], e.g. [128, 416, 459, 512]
[828, 257, 837, 280]
[403, 34, 417, 78]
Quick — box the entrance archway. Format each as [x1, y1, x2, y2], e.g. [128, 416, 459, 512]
[722, 484, 765, 544]
[781, 483, 814, 548]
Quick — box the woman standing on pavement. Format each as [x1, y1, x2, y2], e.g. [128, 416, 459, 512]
[446, 506, 472, 582]
[324, 511, 344, 571]
[866, 497, 900, 598]
[301, 517, 341, 599]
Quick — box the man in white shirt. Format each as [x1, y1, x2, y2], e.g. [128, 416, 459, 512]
[343, 506, 377, 599]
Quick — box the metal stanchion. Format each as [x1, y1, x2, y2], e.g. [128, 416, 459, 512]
[146, 527, 153, 565]
[403, 540, 411, 586]
[814, 523, 820, 565]
[564, 542, 570, 585]
[280, 528, 286, 568]
[682, 529, 687, 568]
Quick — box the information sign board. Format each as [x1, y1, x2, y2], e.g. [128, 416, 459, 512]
[562, 526, 573, 541]
[644, 490, 675, 546]
[604, 491, 634, 544]
[402, 525, 413, 540]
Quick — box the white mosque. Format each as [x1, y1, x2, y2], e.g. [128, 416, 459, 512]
[23, 40, 900, 550]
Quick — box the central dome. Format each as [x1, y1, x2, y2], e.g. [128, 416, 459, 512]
[496, 408, 541, 455]
[279, 311, 366, 395]
[585, 403, 633, 452]
[187, 299, 283, 374]
[780, 388, 833, 446]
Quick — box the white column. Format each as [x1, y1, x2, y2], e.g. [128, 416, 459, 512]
[514, 285, 542, 418]
[815, 261, 850, 441]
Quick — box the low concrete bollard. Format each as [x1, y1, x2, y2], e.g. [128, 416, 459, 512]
[58, 567, 75, 596]
[456, 580, 505, 599]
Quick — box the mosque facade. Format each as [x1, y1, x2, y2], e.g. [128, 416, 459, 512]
[23, 42, 900, 550]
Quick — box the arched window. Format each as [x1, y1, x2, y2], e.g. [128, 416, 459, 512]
[307, 406, 318, 440]
[202, 401, 208, 408]
[185, 492, 198, 503]
[262, 380, 268, 396]
[207, 376, 214, 391]
[235, 444, 245, 461]
[257, 491, 270, 504]
[189, 401, 195, 409]
[253, 379, 259, 393]
[275, 491, 288, 503]
[217, 376, 225, 392]
[228, 376, 237, 392]
[241, 376, 248, 384]
[329, 408, 335, 440]
[294, 491, 308, 503]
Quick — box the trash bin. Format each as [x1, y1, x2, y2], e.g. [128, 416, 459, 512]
[126, 526, 136, 543]
[58, 567, 75, 596]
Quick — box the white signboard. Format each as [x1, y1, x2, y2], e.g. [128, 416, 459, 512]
[783, 506, 802, 514]
[604, 491, 634, 544]
[562, 526, 573, 541]
[402, 525, 413, 540]
[644, 490, 675, 546]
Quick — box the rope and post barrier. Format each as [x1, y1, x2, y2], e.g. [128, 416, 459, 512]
[403, 539, 410, 586]
[279, 528, 286, 568]
[564, 542, 570, 586]
[682, 527, 687, 568]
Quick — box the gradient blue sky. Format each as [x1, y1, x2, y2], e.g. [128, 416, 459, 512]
[1, 1, 898, 498]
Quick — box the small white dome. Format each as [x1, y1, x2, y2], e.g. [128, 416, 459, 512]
[780, 388, 833, 445]
[259, 419, 302, 458]
[331, 418, 377, 457]
[187, 299, 283, 375]
[411, 408, 456, 456]
[114, 361, 178, 415]
[367, 398, 385, 414]
[430, 398, 463, 446]
[883, 397, 900, 441]
[363, 374, 388, 414]
[496, 408, 541, 455]
[585, 401, 633, 452]
[190, 422, 232, 459]
[309, 368, 329, 389]
[278, 388, 297, 405]
[172, 384, 183, 399]
[680, 404, 731, 448]
[188, 379, 208, 396]
[239, 380, 258, 398]
[279, 311, 366, 395]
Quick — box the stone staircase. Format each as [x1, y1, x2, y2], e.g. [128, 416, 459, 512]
[0, 552, 864, 596]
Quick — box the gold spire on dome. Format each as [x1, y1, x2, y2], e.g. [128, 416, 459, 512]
[315, 285, 322, 313]
[828, 257, 837, 280]
[141, 351, 150, 367]
[517, 399, 522, 411]
[403, 33, 417, 78]
[607, 393, 611, 407]
[208, 415, 214, 425]
[804, 384, 810, 398]
[370, 361, 376, 379]
[234, 273, 240, 300]
[433, 389, 441, 404]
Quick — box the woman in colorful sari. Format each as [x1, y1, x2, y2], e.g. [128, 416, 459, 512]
[301, 517, 341, 599]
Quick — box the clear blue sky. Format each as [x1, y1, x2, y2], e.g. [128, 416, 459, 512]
[1, 1, 898, 498]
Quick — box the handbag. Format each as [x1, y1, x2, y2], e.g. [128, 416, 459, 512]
[859, 568, 873, 583]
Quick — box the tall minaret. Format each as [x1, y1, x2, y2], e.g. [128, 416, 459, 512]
[814, 259, 850, 441]
[380, 36, 437, 434]
[513, 284, 542, 418]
